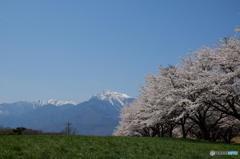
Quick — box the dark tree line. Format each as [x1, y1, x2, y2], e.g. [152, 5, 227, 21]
[0, 125, 78, 135]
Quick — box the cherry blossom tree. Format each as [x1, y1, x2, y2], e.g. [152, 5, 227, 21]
[114, 26, 240, 142]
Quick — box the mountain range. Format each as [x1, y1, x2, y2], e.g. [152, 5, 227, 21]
[0, 90, 135, 136]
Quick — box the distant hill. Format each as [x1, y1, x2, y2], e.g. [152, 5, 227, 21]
[0, 90, 135, 135]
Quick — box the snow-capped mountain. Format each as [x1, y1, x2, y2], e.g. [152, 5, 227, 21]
[0, 91, 135, 135]
[0, 99, 77, 116]
[92, 90, 132, 106]
[91, 90, 135, 111]
[34, 99, 77, 106]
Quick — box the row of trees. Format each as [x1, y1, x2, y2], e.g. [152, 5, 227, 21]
[0, 126, 27, 135]
[0, 125, 78, 135]
[114, 26, 240, 143]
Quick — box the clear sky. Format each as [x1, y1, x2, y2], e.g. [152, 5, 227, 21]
[1, 0, 240, 104]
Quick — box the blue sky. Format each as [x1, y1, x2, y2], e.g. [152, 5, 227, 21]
[1, 0, 240, 103]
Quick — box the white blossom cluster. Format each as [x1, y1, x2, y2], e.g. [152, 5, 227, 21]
[113, 27, 240, 142]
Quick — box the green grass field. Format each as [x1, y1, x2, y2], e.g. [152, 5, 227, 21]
[0, 135, 239, 159]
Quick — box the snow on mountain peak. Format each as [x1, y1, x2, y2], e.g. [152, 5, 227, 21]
[92, 90, 132, 105]
[34, 99, 77, 106]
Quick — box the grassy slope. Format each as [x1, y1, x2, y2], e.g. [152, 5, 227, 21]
[0, 135, 239, 159]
